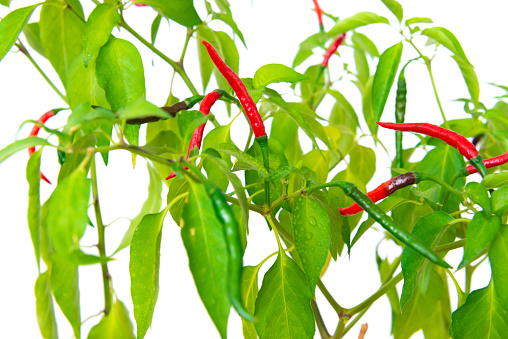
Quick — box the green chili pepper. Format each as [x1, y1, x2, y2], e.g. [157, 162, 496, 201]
[395, 69, 407, 168]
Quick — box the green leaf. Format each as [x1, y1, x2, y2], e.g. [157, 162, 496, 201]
[381, 0, 403, 22]
[292, 197, 330, 296]
[400, 211, 453, 307]
[139, 0, 201, 27]
[421, 27, 471, 64]
[490, 226, 508, 305]
[452, 55, 480, 109]
[241, 266, 259, 339]
[96, 36, 146, 111]
[47, 168, 90, 259]
[372, 42, 403, 128]
[35, 272, 58, 339]
[140, 131, 181, 155]
[0, 4, 39, 62]
[211, 12, 246, 47]
[203, 125, 233, 191]
[0, 0, 10, 7]
[49, 254, 80, 339]
[196, 26, 214, 91]
[130, 208, 167, 339]
[150, 14, 163, 45]
[214, 142, 268, 177]
[349, 144, 376, 183]
[118, 98, 171, 120]
[405, 17, 433, 26]
[115, 163, 162, 253]
[181, 180, 230, 338]
[88, 299, 135, 339]
[27, 148, 42, 269]
[491, 186, 508, 215]
[83, 3, 120, 66]
[301, 149, 330, 184]
[23, 23, 46, 58]
[351, 32, 379, 58]
[254, 250, 315, 339]
[270, 112, 302, 165]
[253, 63, 307, 89]
[328, 12, 389, 36]
[177, 110, 209, 151]
[458, 212, 501, 269]
[465, 182, 491, 213]
[40, 0, 84, 86]
[451, 282, 508, 338]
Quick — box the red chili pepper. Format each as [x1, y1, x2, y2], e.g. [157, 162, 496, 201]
[339, 172, 417, 216]
[321, 33, 346, 68]
[28, 110, 55, 184]
[134, 2, 147, 6]
[465, 152, 508, 175]
[166, 91, 222, 180]
[377, 121, 488, 177]
[312, 0, 324, 32]
[201, 41, 266, 139]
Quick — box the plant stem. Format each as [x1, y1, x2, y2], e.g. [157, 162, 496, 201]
[224, 195, 265, 215]
[119, 19, 199, 96]
[91, 156, 113, 315]
[340, 308, 368, 338]
[15, 42, 67, 103]
[435, 239, 466, 253]
[318, 279, 343, 315]
[311, 299, 331, 339]
[465, 265, 473, 295]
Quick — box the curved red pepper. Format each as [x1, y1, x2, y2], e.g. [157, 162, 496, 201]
[201, 41, 266, 139]
[134, 2, 148, 6]
[321, 33, 346, 68]
[465, 152, 508, 175]
[339, 172, 416, 216]
[28, 110, 55, 184]
[312, 0, 324, 31]
[166, 91, 222, 180]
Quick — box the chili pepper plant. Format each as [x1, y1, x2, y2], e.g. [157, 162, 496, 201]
[0, 0, 507, 338]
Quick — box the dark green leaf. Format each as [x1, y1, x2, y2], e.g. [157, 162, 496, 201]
[115, 163, 162, 253]
[491, 186, 508, 215]
[292, 196, 330, 296]
[0, 4, 39, 62]
[241, 266, 259, 339]
[140, 0, 201, 27]
[130, 208, 167, 339]
[88, 299, 135, 339]
[23, 22, 46, 58]
[400, 211, 453, 307]
[253, 64, 307, 89]
[421, 27, 471, 64]
[465, 182, 490, 213]
[381, 0, 403, 22]
[96, 37, 146, 111]
[458, 212, 501, 269]
[27, 148, 42, 269]
[83, 3, 120, 66]
[35, 271, 58, 339]
[40, 0, 84, 86]
[328, 12, 389, 36]
[372, 42, 403, 129]
[181, 180, 230, 337]
[254, 250, 315, 339]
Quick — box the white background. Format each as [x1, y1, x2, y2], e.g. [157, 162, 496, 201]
[1, 0, 507, 338]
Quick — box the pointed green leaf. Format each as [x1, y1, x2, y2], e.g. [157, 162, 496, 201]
[381, 0, 403, 22]
[253, 63, 307, 89]
[405, 17, 433, 26]
[465, 182, 491, 213]
[139, 0, 201, 27]
[150, 14, 163, 45]
[35, 271, 58, 339]
[83, 3, 120, 66]
[40, 0, 84, 86]
[211, 12, 246, 47]
[213, 142, 268, 177]
[27, 148, 42, 269]
[23, 22, 46, 58]
[491, 186, 508, 216]
[372, 42, 403, 126]
[490, 226, 508, 305]
[196, 26, 214, 91]
[400, 211, 453, 307]
[96, 36, 146, 111]
[254, 250, 315, 339]
[0, 4, 39, 62]
[88, 299, 135, 339]
[0, 137, 52, 164]
[177, 110, 209, 151]
[241, 266, 259, 339]
[328, 12, 389, 36]
[458, 212, 501, 269]
[421, 27, 471, 64]
[0, 0, 10, 7]
[452, 55, 480, 109]
[118, 98, 171, 120]
[181, 180, 230, 338]
[130, 208, 167, 339]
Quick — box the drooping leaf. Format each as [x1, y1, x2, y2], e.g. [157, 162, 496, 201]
[211, 12, 246, 47]
[452, 55, 480, 109]
[83, 3, 121, 66]
[372, 42, 403, 131]
[421, 27, 471, 64]
[292, 196, 330, 296]
[328, 12, 389, 36]
[35, 271, 58, 339]
[0, 4, 39, 62]
[139, 0, 201, 27]
[381, 0, 403, 22]
[254, 250, 315, 339]
[26, 148, 42, 269]
[40, 0, 84, 86]
[253, 63, 307, 89]
[150, 14, 163, 45]
[0, 137, 52, 164]
[88, 299, 135, 339]
[181, 180, 230, 338]
[130, 208, 167, 339]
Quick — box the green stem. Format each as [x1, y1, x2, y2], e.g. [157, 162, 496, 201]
[416, 172, 465, 201]
[332, 317, 348, 339]
[465, 265, 473, 295]
[91, 156, 113, 315]
[317, 279, 343, 315]
[445, 268, 466, 307]
[16, 42, 67, 103]
[119, 19, 199, 96]
[340, 308, 368, 338]
[311, 299, 331, 339]
[225, 195, 265, 215]
[436, 239, 466, 253]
